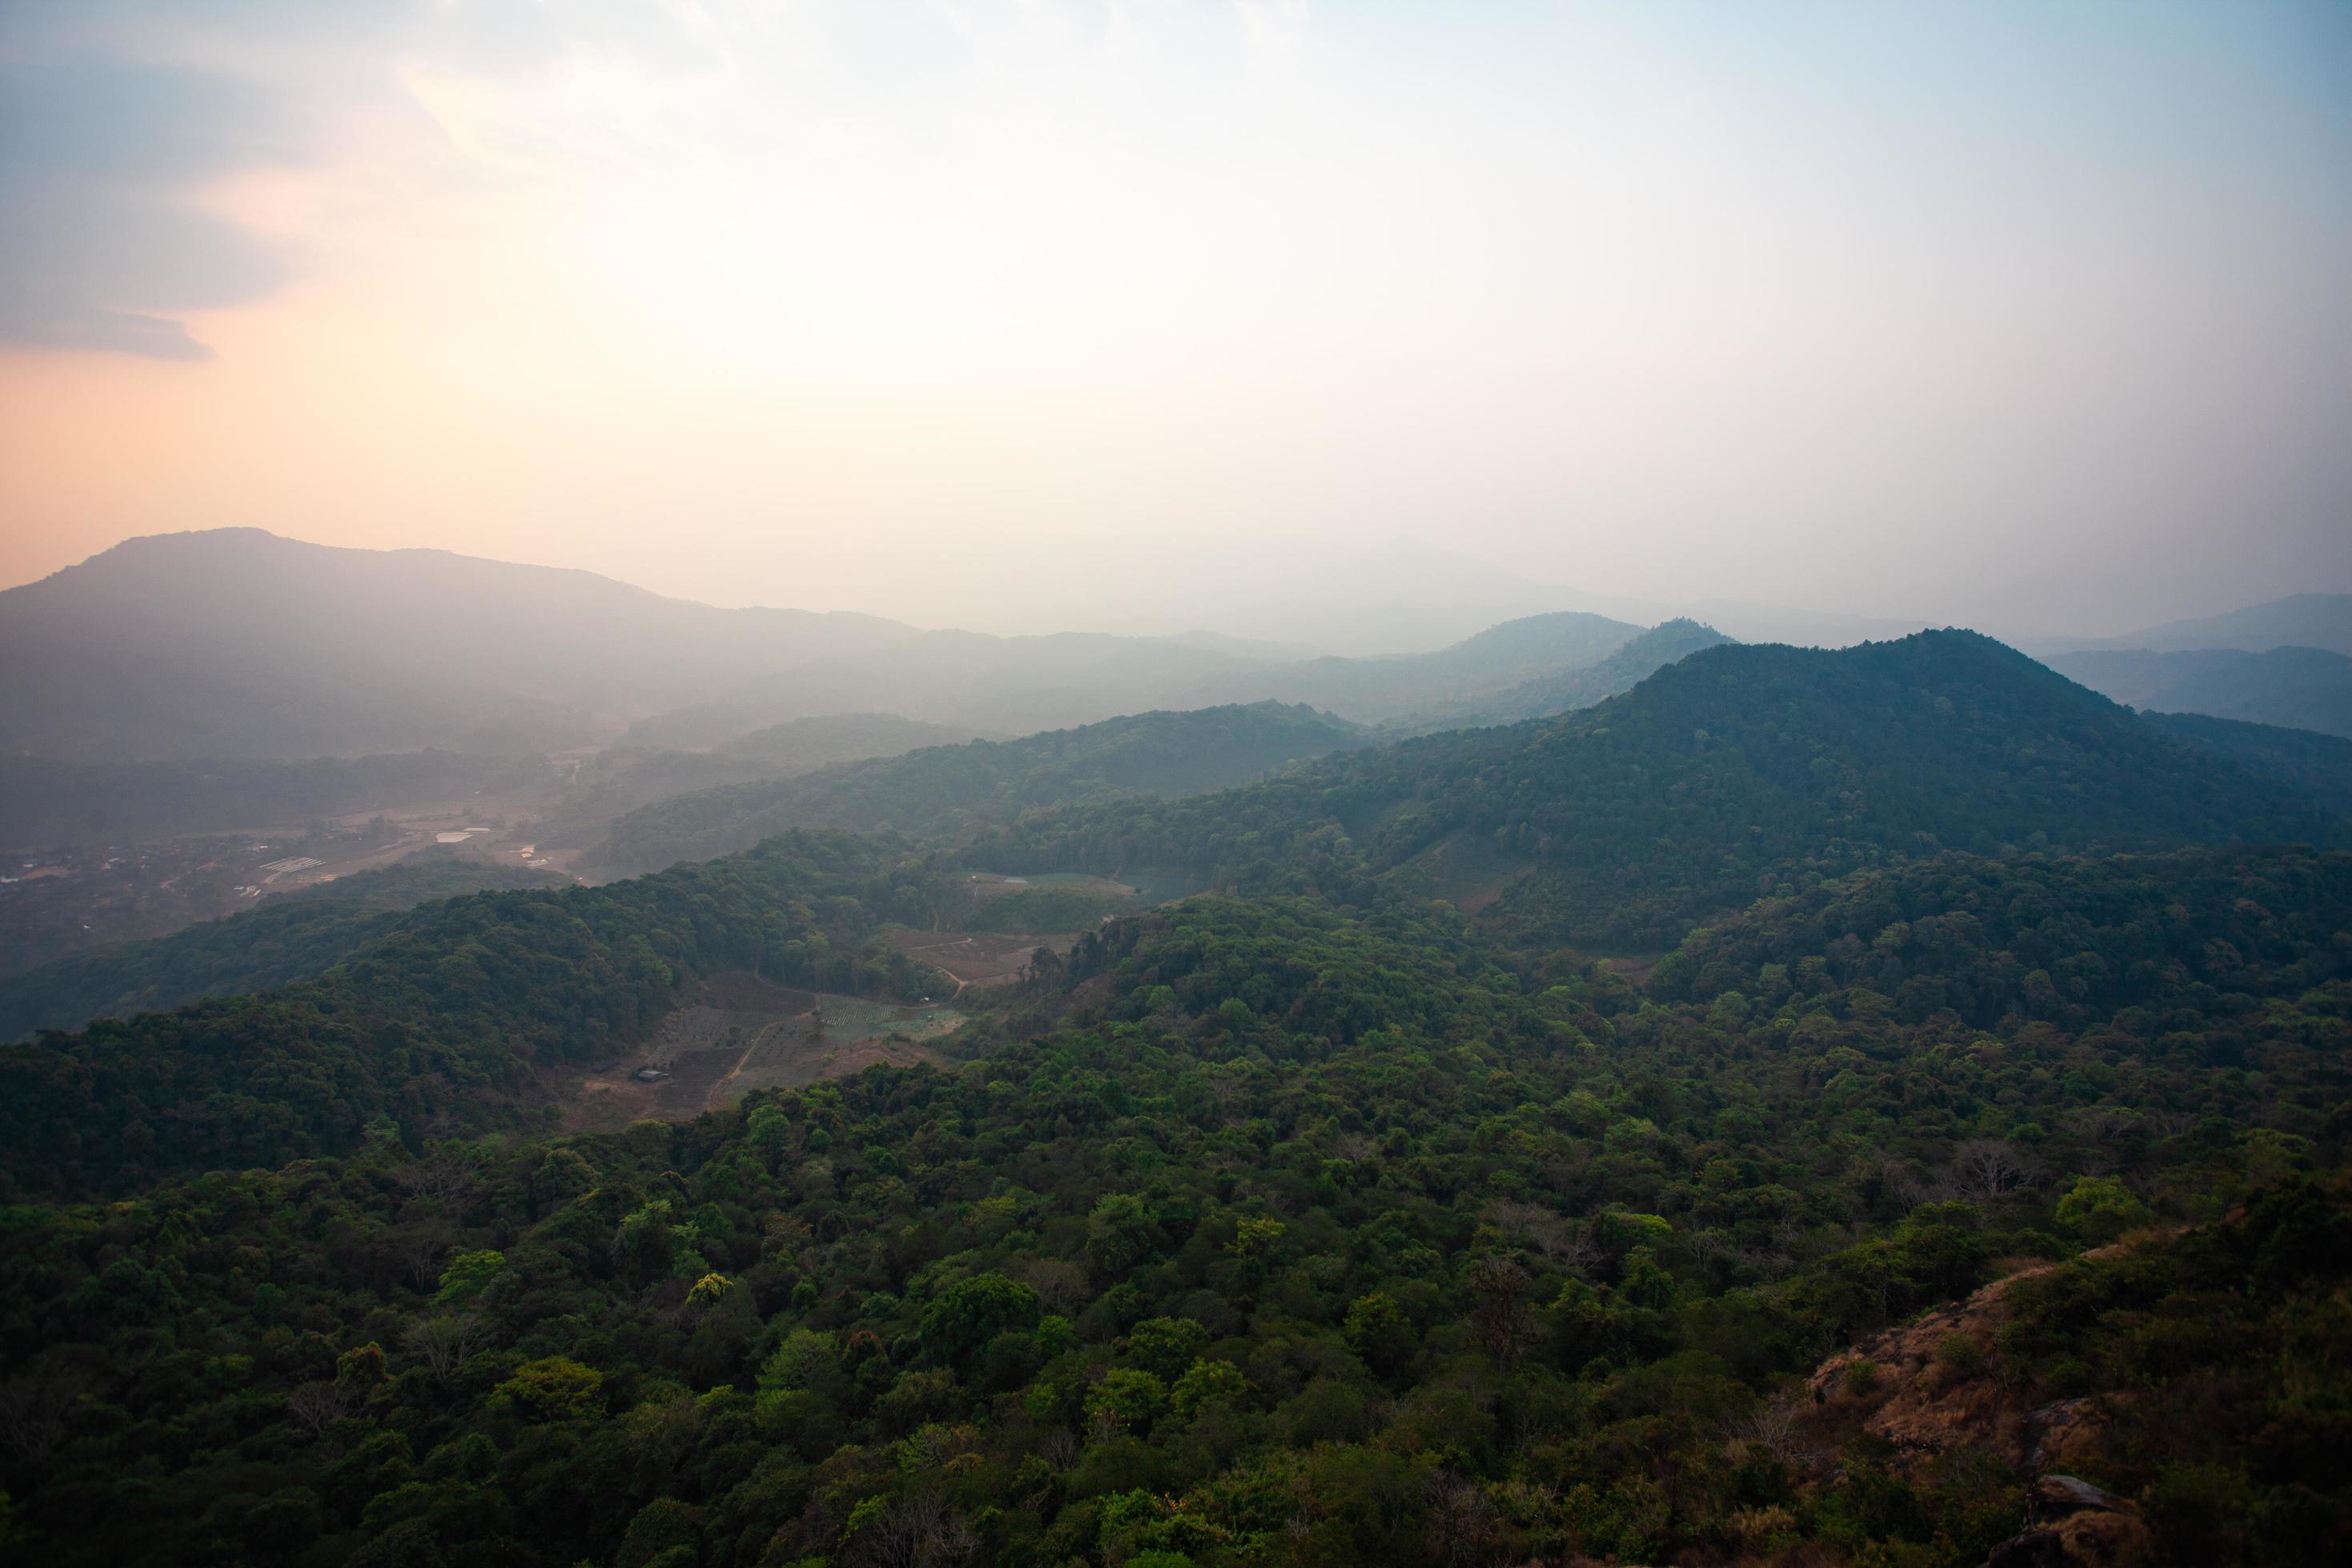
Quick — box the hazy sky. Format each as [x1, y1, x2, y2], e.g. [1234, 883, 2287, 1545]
[2, 1, 2347, 638]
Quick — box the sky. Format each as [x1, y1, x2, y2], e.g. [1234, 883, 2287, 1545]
[2, 0, 2347, 641]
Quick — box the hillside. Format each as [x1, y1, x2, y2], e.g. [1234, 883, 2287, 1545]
[0, 530, 916, 759]
[6, 628, 2350, 1567]
[1458, 617, 1732, 726]
[0, 855, 574, 1042]
[0, 833, 950, 1195]
[2, 843, 2343, 1563]
[0, 531, 1278, 758]
[590, 702, 1367, 878]
[1171, 610, 1645, 722]
[0, 531, 1646, 761]
[2048, 644, 2352, 738]
[2142, 710, 2352, 811]
[974, 630, 2350, 947]
[530, 714, 996, 850]
[2034, 591, 2352, 658]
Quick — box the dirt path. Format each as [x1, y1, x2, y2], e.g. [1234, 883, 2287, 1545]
[710, 1014, 806, 1104]
[891, 930, 1077, 996]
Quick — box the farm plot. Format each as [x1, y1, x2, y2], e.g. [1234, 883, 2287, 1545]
[561, 973, 958, 1130]
[727, 997, 962, 1095]
[882, 927, 1070, 990]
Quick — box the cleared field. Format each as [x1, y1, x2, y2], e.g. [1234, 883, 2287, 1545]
[960, 869, 1134, 901]
[882, 927, 1070, 990]
[561, 971, 958, 1130]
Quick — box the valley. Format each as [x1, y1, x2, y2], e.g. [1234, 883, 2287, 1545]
[9, 14, 2349, 1563]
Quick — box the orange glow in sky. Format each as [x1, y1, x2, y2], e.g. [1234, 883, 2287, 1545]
[4, 2, 2347, 637]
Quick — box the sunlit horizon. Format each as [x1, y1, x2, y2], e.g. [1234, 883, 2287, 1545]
[4, 1, 2348, 640]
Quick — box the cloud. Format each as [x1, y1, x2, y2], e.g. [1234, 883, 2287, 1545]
[0, 56, 299, 358]
[0, 284, 215, 360]
[0, 3, 718, 360]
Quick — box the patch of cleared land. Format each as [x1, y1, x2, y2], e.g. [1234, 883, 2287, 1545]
[1380, 830, 1529, 914]
[883, 926, 1075, 991]
[562, 970, 962, 1131]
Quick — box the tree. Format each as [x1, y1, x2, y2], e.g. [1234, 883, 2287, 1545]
[1467, 1258, 1534, 1369]
[919, 1273, 1041, 1374]
[1948, 1138, 2041, 1202]
[613, 1200, 680, 1287]
[2055, 1175, 2153, 1242]
[1344, 1292, 1415, 1377]
[493, 1358, 604, 1422]
[1170, 1358, 1250, 1417]
[1086, 1369, 1170, 1434]
[403, 1314, 482, 1382]
[1125, 1317, 1209, 1382]
[1086, 1193, 1160, 1277]
[433, 1249, 505, 1307]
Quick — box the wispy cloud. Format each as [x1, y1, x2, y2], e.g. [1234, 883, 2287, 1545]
[0, 54, 298, 358]
[0, 0, 709, 358]
[0, 2, 2346, 631]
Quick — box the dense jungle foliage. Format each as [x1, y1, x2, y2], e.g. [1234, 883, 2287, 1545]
[2140, 710, 2352, 813]
[6, 634, 2351, 1566]
[0, 835, 950, 1198]
[973, 633, 2349, 949]
[2, 842, 2347, 1566]
[0, 857, 574, 1044]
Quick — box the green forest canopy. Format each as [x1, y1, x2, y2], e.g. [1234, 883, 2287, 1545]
[4, 632, 2351, 1566]
[3, 846, 2346, 1565]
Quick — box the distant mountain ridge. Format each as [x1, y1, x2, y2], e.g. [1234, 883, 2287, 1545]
[1167, 609, 1646, 720]
[970, 630, 2350, 948]
[0, 529, 916, 759]
[6, 630, 2344, 1191]
[2046, 644, 2352, 738]
[1457, 617, 1733, 726]
[1, 530, 1648, 760]
[2029, 592, 2352, 658]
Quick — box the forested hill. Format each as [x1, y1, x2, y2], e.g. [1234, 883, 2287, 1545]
[4, 632, 2350, 1561]
[0, 834, 950, 1198]
[526, 713, 997, 850]
[4, 843, 2346, 1565]
[1170, 610, 1644, 720]
[2141, 710, 2352, 813]
[973, 630, 2351, 947]
[0, 855, 574, 1042]
[590, 703, 1366, 878]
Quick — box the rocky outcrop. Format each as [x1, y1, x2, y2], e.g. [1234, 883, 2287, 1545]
[1982, 1475, 2150, 1567]
[1806, 1263, 2104, 1475]
[1801, 1262, 2158, 1567]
